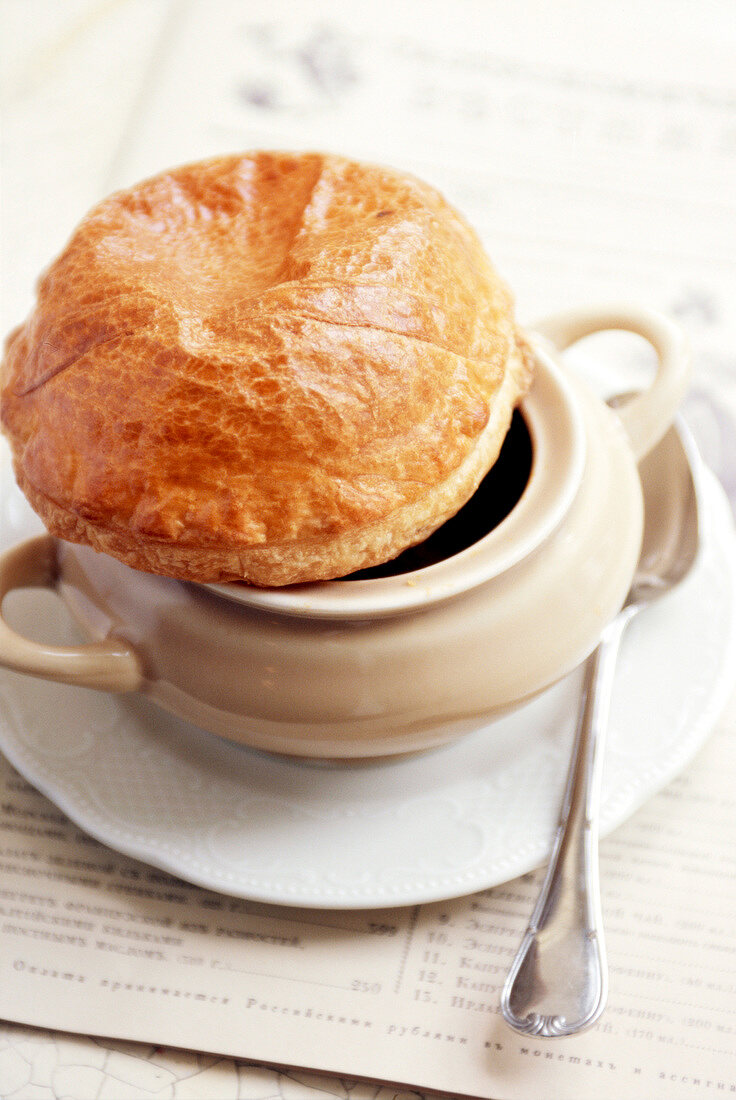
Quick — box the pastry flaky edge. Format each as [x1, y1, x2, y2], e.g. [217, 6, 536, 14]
[0, 151, 534, 586]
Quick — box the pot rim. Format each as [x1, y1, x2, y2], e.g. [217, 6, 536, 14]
[204, 336, 587, 619]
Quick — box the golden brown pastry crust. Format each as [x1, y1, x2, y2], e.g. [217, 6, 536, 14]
[0, 151, 533, 585]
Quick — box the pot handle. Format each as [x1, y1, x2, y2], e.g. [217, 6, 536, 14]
[0, 534, 142, 691]
[531, 304, 691, 461]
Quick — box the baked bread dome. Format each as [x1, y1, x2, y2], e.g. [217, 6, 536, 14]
[0, 151, 533, 586]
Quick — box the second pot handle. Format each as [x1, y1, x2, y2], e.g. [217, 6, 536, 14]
[0, 535, 142, 692]
[531, 304, 691, 461]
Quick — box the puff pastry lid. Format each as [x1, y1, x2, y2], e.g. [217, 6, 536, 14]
[0, 151, 533, 585]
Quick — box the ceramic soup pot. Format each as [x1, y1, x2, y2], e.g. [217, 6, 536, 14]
[0, 305, 690, 760]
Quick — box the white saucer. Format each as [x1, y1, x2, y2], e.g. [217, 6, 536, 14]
[0, 442, 735, 910]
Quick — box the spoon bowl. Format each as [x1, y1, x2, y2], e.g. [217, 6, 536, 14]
[633, 418, 701, 598]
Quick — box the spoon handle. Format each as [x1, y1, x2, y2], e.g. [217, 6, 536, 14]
[501, 612, 632, 1037]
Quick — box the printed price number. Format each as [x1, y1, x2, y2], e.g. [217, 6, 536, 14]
[626, 1028, 654, 1040]
[351, 979, 382, 994]
[366, 922, 398, 936]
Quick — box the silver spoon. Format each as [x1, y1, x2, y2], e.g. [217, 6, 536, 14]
[500, 414, 701, 1038]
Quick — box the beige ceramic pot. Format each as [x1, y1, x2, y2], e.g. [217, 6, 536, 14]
[0, 305, 690, 760]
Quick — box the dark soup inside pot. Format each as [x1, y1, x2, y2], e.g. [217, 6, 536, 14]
[347, 409, 533, 580]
